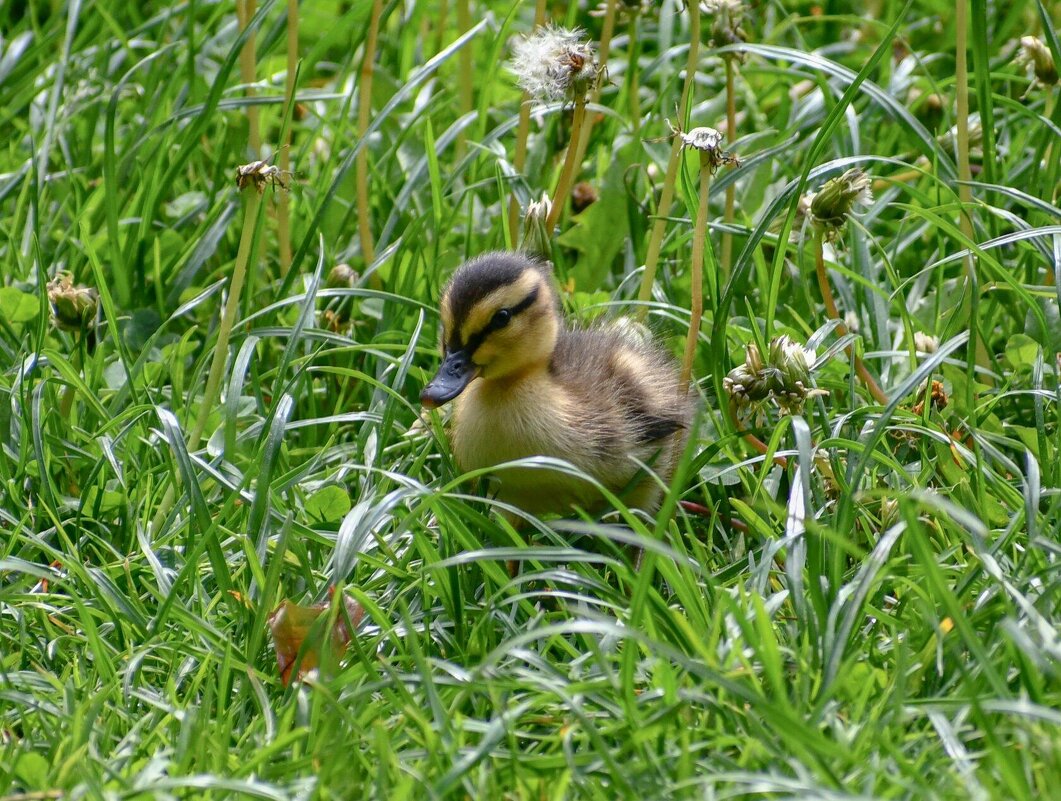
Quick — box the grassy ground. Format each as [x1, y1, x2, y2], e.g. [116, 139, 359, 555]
[2, 0, 1060, 798]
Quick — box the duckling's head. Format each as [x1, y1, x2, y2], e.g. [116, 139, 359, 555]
[421, 252, 560, 408]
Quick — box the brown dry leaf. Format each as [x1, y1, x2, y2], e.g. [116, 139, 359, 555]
[267, 590, 365, 686]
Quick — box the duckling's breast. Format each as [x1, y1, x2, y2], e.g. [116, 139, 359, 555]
[450, 373, 624, 513]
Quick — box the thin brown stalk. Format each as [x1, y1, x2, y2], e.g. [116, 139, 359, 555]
[680, 152, 711, 391]
[237, 0, 260, 155]
[357, 0, 383, 275]
[568, 0, 617, 177]
[814, 232, 888, 405]
[507, 0, 548, 241]
[545, 94, 587, 231]
[278, 0, 298, 275]
[635, 8, 701, 314]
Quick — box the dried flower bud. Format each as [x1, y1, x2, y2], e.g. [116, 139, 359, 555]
[591, 0, 653, 20]
[913, 331, 939, 353]
[571, 181, 598, 213]
[911, 379, 948, 416]
[510, 26, 599, 101]
[725, 334, 826, 413]
[809, 168, 873, 241]
[744, 340, 765, 374]
[723, 362, 770, 406]
[325, 264, 359, 325]
[519, 193, 554, 260]
[326, 263, 358, 289]
[1016, 36, 1058, 91]
[47, 273, 98, 333]
[702, 0, 749, 50]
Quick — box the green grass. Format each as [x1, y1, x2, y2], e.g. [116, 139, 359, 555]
[2, 0, 1060, 798]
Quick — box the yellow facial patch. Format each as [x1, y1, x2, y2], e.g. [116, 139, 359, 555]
[458, 270, 541, 346]
[440, 294, 454, 345]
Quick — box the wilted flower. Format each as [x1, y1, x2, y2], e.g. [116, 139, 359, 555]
[47, 273, 98, 333]
[510, 26, 599, 101]
[519, 192, 554, 259]
[911, 379, 948, 416]
[324, 263, 359, 326]
[571, 181, 598, 213]
[668, 121, 740, 173]
[808, 168, 873, 241]
[723, 359, 771, 407]
[913, 331, 939, 353]
[724, 335, 826, 413]
[590, 0, 654, 20]
[702, 0, 748, 50]
[1016, 36, 1058, 92]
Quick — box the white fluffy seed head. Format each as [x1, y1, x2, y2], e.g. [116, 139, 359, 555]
[509, 26, 598, 101]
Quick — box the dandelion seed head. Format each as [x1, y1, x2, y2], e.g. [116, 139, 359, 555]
[510, 26, 598, 101]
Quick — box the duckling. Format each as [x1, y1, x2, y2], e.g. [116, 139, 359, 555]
[421, 251, 692, 522]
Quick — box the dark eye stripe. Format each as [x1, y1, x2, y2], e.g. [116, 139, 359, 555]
[456, 285, 540, 357]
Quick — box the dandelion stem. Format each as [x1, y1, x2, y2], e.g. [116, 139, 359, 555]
[278, 0, 298, 276]
[681, 152, 711, 391]
[567, 0, 618, 187]
[237, 0, 259, 155]
[721, 56, 737, 279]
[507, 0, 547, 242]
[545, 94, 587, 231]
[814, 231, 888, 405]
[636, 7, 700, 315]
[357, 0, 383, 274]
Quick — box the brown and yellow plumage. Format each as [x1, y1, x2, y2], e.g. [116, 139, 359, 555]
[422, 252, 692, 520]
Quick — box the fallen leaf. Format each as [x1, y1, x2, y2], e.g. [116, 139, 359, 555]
[267, 590, 364, 686]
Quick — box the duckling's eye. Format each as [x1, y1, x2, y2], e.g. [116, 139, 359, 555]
[490, 308, 512, 329]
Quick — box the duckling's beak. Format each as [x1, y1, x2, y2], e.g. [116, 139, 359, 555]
[421, 349, 478, 409]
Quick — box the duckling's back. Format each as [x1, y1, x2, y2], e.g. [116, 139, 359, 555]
[548, 326, 693, 509]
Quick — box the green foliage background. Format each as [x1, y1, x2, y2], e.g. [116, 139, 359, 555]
[1, 0, 1059, 798]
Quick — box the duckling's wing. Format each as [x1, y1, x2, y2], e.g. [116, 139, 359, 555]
[551, 328, 691, 446]
[634, 413, 685, 444]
